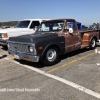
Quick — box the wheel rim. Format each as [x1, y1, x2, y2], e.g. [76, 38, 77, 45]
[91, 39, 96, 48]
[46, 49, 57, 62]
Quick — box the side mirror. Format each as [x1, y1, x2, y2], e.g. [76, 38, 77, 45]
[68, 28, 73, 33]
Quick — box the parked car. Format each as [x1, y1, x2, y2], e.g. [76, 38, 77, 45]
[0, 19, 50, 47]
[2, 26, 11, 29]
[8, 18, 99, 65]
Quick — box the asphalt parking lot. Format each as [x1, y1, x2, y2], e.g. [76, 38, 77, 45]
[0, 44, 100, 100]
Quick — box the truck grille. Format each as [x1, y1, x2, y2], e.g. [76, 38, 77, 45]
[9, 42, 29, 53]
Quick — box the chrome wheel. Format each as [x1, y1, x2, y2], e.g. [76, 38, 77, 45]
[91, 39, 96, 48]
[46, 49, 57, 62]
[42, 47, 59, 65]
[90, 38, 96, 49]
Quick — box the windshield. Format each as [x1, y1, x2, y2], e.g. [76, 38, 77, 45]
[37, 20, 64, 32]
[16, 20, 30, 28]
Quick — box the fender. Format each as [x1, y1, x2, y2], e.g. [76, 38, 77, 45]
[41, 43, 63, 56]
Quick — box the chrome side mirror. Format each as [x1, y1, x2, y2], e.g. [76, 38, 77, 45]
[68, 28, 73, 33]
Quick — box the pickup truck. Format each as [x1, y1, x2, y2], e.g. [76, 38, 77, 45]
[0, 19, 49, 46]
[8, 18, 99, 65]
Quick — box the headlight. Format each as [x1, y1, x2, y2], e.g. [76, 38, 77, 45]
[28, 46, 37, 55]
[2, 33, 8, 38]
[29, 46, 34, 52]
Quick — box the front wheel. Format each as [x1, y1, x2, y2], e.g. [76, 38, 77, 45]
[90, 38, 96, 49]
[42, 47, 59, 66]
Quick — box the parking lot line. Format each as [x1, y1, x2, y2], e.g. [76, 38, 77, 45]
[47, 52, 95, 73]
[2, 59, 99, 99]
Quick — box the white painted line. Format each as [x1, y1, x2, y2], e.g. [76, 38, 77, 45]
[9, 60, 100, 99]
[98, 51, 100, 54]
[97, 63, 100, 66]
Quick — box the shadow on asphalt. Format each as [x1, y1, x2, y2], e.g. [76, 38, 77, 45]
[15, 59, 45, 68]
[1, 46, 8, 51]
[0, 55, 7, 59]
[60, 48, 90, 61]
[15, 48, 91, 68]
[97, 44, 100, 47]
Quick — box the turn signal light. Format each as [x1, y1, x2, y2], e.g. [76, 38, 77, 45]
[38, 46, 43, 50]
[2, 33, 8, 38]
[24, 56, 30, 61]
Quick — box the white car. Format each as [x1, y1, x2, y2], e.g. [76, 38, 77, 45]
[0, 19, 50, 46]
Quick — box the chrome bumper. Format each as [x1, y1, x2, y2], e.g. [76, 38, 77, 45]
[8, 50, 40, 62]
[0, 39, 7, 46]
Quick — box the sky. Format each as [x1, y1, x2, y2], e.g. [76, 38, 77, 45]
[0, 0, 100, 25]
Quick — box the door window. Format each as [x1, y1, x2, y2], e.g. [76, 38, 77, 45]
[65, 21, 76, 32]
[30, 21, 40, 29]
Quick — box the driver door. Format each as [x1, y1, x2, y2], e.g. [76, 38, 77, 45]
[64, 20, 81, 53]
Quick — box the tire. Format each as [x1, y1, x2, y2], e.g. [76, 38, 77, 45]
[90, 38, 96, 49]
[42, 47, 59, 66]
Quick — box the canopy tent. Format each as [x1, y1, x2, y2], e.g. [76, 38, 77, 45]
[68, 22, 82, 30]
[76, 22, 82, 30]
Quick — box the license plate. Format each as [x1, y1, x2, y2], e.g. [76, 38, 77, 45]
[14, 55, 20, 59]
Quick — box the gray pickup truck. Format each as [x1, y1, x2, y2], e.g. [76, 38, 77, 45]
[8, 19, 99, 65]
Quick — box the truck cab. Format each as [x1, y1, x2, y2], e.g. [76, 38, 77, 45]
[0, 19, 50, 46]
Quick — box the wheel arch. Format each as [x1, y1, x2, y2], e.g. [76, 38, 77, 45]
[40, 43, 60, 65]
[90, 36, 97, 45]
[42, 43, 61, 56]
[89, 36, 97, 49]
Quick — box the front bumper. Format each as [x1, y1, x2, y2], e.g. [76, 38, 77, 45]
[0, 39, 7, 46]
[8, 50, 40, 62]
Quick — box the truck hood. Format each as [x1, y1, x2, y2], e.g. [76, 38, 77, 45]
[9, 33, 58, 43]
[0, 28, 28, 33]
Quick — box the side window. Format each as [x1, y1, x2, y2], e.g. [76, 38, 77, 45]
[65, 21, 76, 31]
[30, 21, 40, 29]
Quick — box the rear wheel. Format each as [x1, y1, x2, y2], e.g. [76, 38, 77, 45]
[42, 47, 59, 66]
[90, 38, 96, 49]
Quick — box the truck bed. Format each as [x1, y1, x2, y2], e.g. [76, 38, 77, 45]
[79, 29, 100, 33]
[79, 29, 100, 39]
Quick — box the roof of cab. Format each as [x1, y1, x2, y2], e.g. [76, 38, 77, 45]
[42, 18, 76, 22]
[21, 19, 51, 21]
